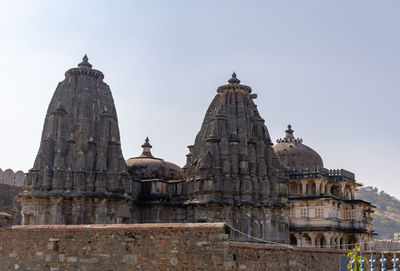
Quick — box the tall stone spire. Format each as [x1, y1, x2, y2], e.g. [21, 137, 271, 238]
[185, 73, 287, 204]
[184, 73, 289, 243]
[19, 55, 134, 225]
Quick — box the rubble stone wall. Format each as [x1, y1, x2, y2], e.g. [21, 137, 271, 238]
[0, 223, 231, 271]
[230, 242, 344, 271]
[0, 222, 354, 271]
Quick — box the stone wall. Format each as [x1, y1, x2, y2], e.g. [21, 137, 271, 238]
[230, 242, 345, 271]
[0, 223, 232, 271]
[0, 183, 22, 224]
[0, 169, 25, 186]
[0, 222, 354, 271]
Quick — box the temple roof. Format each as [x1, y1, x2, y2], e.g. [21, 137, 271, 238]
[217, 72, 252, 94]
[22, 55, 131, 196]
[273, 125, 324, 169]
[65, 55, 104, 79]
[126, 138, 183, 182]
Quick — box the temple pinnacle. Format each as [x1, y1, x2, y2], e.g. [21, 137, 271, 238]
[78, 54, 92, 69]
[228, 71, 240, 84]
[141, 137, 153, 157]
[285, 125, 294, 137]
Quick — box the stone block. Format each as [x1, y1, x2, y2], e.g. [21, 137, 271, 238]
[45, 254, 57, 263]
[122, 254, 137, 264]
[67, 256, 77, 263]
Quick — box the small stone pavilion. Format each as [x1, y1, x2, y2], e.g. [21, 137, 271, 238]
[273, 125, 375, 249]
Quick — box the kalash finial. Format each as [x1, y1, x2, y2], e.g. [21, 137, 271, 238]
[228, 71, 241, 84]
[140, 137, 153, 157]
[78, 54, 93, 69]
[285, 125, 294, 138]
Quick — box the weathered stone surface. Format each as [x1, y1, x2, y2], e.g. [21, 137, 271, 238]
[0, 223, 231, 271]
[4, 169, 15, 186]
[182, 73, 289, 242]
[274, 125, 374, 249]
[123, 73, 289, 243]
[0, 222, 381, 271]
[0, 169, 25, 187]
[126, 138, 183, 202]
[14, 171, 25, 187]
[274, 125, 324, 169]
[0, 183, 22, 224]
[19, 55, 134, 225]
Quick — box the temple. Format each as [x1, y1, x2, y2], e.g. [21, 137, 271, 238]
[273, 125, 375, 249]
[17, 56, 373, 247]
[19, 56, 134, 225]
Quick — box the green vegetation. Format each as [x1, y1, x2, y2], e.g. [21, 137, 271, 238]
[347, 246, 368, 271]
[356, 186, 400, 240]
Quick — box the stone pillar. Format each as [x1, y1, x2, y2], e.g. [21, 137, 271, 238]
[294, 233, 301, 246]
[336, 235, 341, 249]
[301, 180, 307, 196]
[340, 182, 346, 199]
[325, 183, 332, 196]
[309, 232, 317, 248]
[321, 180, 328, 194]
[325, 232, 333, 248]
[314, 179, 322, 196]
[351, 185, 356, 200]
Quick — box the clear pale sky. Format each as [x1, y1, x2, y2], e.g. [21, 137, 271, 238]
[0, 1, 399, 197]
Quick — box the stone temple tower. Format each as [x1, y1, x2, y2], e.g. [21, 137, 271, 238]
[19, 56, 134, 225]
[184, 73, 289, 242]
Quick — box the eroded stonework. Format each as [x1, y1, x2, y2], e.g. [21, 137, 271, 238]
[124, 73, 289, 243]
[16, 57, 372, 247]
[19, 56, 134, 225]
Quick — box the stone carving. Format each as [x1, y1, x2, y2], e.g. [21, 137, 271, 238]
[185, 72, 287, 204]
[17, 57, 372, 246]
[181, 73, 289, 242]
[123, 73, 289, 242]
[19, 55, 134, 225]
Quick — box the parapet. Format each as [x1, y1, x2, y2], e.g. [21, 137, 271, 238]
[287, 166, 356, 182]
[0, 168, 25, 187]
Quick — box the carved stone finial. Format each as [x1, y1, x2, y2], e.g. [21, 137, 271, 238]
[140, 137, 153, 157]
[285, 125, 294, 138]
[78, 54, 92, 69]
[276, 124, 303, 144]
[228, 72, 241, 84]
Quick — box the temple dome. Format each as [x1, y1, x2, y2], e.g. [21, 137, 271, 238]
[126, 138, 183, 181]
[273, 125, 323, 169]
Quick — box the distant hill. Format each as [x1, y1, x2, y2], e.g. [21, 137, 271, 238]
[356, 186, 400, 240]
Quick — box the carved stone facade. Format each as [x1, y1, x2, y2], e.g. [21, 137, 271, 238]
[18, 64, 289, 243]
[17, 56, 372, 246]
[124, 74, 289, 243]
[182, 73, 289, 242]
[19, 56, 134, 225]
[273, 126, 374, 249]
